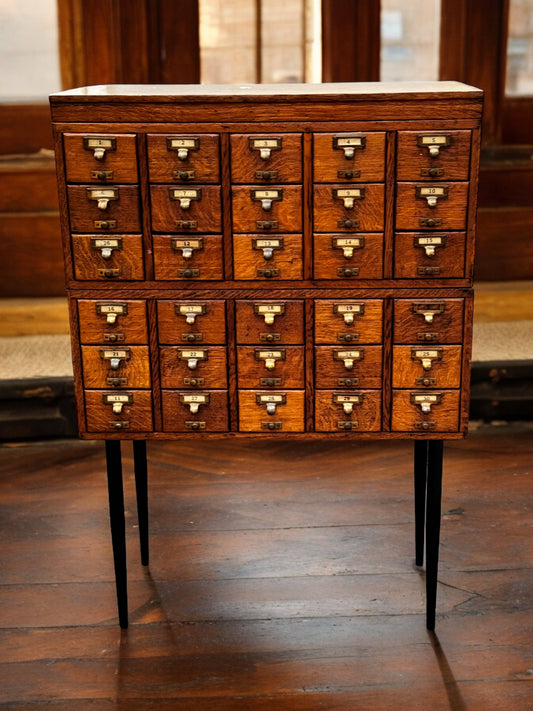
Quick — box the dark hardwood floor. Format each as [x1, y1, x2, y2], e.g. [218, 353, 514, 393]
[1, 424, 532, 710]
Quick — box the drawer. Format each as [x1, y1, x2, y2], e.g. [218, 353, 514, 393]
[313, 233, 383, 279]
[162, 389, 229, 432]
[157, 300, 226, 344]
[232, 186, 302, 233]
[314, 346, 382, 389]
[313, 184, 384, 232]
[313, 132, 386, 183]
[67, 185, 141, 233]
[314, 299, 383, 344]
[395, 182, 468, 231]
[396, 130, 471, 181]
[392, 345, 462, 388]
[235, 299, 304, 344]
[81, 345, 151, 389]
[63, 133, 138, 183]
[147, 133, 220, 183]
[153, 234, 223, 280]
[393, 298, 464, 344]
[85, 389, 153, 433]
[237, 346, 304, 388]
[238, 390, 305, 432]
[393, 232, 466, 279]
[391, 389, 460, 432]
[72, 234, 144, 280]
[230, 133, 302, 183]
[160, 346, 228, 389]
[314, 390, 381, 432]
[233, 234, 302, 280]
[150, 185, 222, 233]
[77, 299, 148, 344]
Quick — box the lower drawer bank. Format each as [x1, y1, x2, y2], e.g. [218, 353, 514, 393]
[71, 288, 472, 439]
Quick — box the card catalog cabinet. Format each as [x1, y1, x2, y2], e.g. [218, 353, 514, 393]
[50, 82, 482, 441]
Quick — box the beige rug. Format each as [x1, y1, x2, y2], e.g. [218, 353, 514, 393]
[0, 322, 530, 382]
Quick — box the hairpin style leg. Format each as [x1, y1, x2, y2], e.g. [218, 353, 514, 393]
[425, 439, 444, 631]
[133, 440, 149, 566]
[105, 440, 128, 629]
[414, 440, 429, 567]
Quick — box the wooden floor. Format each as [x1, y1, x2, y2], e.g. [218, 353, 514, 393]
[1, 425, 532, 710]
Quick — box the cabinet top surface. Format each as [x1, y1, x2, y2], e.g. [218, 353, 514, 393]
[50, 81, 483, 104]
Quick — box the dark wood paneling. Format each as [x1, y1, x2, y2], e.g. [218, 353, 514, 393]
[440, 0, 509, 145]
[476, 207, 533, 280]
[321, 0, 380, 82]
[0, 214, 64, 296]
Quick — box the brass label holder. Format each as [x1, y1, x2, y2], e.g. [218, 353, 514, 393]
[254, 303, 285, 325]
[333, 302, 365, 325]
[172, 237, 204, 259]
[412, 302, 446, 323]
[256, 392, 287, 415]
[96, 302, 128, 325]
[414, 234, 446, 257]
[410, 392, 443, 414]
[333, 349, 364, 370]
[249, 137, 282, 160]
[178, 349, 207, 370]
[167, 136, 200, 161]
[333, 187, 365, 210]
[416, 184, 449, 208]
[91, 237, 123, 260]
[175, 302, 207, 324]
[332, 134, 366, 160]
[87, 187, 119, 210]
[102, 392, 133, 415]
[83, 136, 116, 161]
[251, 188, 283, 212]
[332, 236, 365, 258]
[417, 133, 451, 158]
[180, 392, 210, 414]
[99, 347, 131, 371]
[169, 188, 201, 210]
[411, 348, 443, 371]
[252, 237, 284, 260]
[255, 349, 286, 371]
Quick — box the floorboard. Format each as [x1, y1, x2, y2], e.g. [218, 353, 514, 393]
[0, 424, 532, 709]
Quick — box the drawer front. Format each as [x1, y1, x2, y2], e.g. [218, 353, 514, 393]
[395, 182, 468, 231]
[72, 234, 144, 280]
[157, 299, 226, 344]
[391, 389, 460, 432]
[313, 184, 384, 232]
[237, 346, 305, 388]
[396, 130, 471, 181]
[394, 298, 464, 344]
[393, 232, 466, 279]
[67, 185, 141, 233]
[238, 390, 305, 432]
[153, 234, 223, 280]
[392, 345, 462, 388]
[230, 133, 302, 183]
[233, 234, 303, 280]
[232, 186, 302, 233]
[162, 389, 229, 432]
[314, 299, 383, 344]
[147, 133, 220, 183]
[77, 299, 148, 344]
[81, 345, 151, 389]
[150, 185, 222, 233]
[314, 346, 382, 389]
[63, 133, 138, 184]
[85, 390, 153, 432]
[235, 299, 304, 344]
[313, 233, 383, 280]
[315, 390, 381, 432]
[160, 346, 228, 389]
[313, 132, 386, 183]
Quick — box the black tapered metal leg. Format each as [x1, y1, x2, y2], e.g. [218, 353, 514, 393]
[414, 440, 429, 566]
[133, 440, 149, 566]
[105, 440, 128, 628]
[425, 439, 444, 631]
